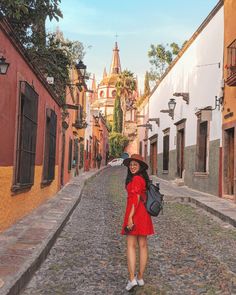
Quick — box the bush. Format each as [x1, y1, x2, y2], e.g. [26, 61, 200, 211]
[109, 132, 129, 158]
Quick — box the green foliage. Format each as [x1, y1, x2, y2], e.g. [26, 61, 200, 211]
[115, 70, 137, 133]
[0, 0, 63, 47]
[0, 4, 85, 102]
[143, 71, 150, 97]
[147, 41, 187, 81]
[113, 96, 123, 133]
[109, 132, 129, 158]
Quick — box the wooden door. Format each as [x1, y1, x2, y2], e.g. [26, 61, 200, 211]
[150, 142, 157, 175]
[226, 128, 234, 195]
[177, 129, 185, 178]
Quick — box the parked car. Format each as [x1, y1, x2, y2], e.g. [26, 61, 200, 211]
[108, 158, 124, 166]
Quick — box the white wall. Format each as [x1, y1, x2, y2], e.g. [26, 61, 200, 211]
[147, 7, 224, 154]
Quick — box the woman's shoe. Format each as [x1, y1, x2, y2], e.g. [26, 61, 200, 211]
[135, 275, 145, 286]
[125, 278, 138, 291]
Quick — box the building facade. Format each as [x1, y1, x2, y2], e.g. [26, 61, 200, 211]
[145, 1, 224, 196]
[0, 17, 63, 231]
[223, 0, 236, 202]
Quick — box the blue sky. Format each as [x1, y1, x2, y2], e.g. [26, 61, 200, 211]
[46, 0, 219, 90]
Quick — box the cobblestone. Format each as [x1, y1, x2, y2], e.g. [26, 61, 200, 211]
[21, 167, 236, 295]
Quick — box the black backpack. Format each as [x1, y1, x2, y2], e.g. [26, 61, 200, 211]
[145, 182, 164, 217]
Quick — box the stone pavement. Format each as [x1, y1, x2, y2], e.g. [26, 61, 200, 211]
[151, 176, 236, 227]
[0, 166, 235, 295]
[20, 166, 236, 294]
[0, 167, 106, 295]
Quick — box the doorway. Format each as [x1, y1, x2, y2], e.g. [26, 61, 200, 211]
[224, 127, 234, 196]
[150, 141, 157, 175]
[177, 128, 185, 178]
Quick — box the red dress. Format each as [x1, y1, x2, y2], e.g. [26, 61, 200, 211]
[121, 175, 154, 236]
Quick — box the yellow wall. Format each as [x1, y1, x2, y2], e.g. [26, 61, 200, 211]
[0, 165, 59, 232]
[223, 0, 236, 124]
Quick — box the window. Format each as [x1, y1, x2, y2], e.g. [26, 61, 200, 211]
[196, 120, 208, 172]
[12, 81, 38, 192]
[163, 129, 170, 172]
[42, 109, 57, 184]
[226, 39, 236, 86]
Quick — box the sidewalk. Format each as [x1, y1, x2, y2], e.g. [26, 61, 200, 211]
[0, 167, 106, 295]
[151, 175, 236, 227]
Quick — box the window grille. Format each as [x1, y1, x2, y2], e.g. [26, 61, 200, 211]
[163, 135, 170, 171]
[42, 109, 57, 184]
[12, 81, 38, 192]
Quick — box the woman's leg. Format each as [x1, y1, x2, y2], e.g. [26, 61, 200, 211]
[137, 235, 148, 279]
[127, 235, 137, 281]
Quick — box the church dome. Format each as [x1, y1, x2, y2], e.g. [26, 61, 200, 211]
[99, 74, 119, 87]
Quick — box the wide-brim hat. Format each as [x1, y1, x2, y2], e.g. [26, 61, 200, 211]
[123, 154, 148, 170]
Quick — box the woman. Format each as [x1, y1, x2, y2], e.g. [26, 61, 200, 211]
[121, 154, 154, 291]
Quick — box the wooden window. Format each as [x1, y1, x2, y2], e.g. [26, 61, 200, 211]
[12, 81, 38, 192]
[196, 121, 208, 172]
[226, 39, 236, 86]
[163, 135, 170, 171]
[68, 138, 73, 171]
[42, 109, 57, 185]
[74, 138, 79, 163]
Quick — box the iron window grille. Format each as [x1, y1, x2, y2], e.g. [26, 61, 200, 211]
[226, 39, 236, 86]
[42, 109, 57, 185]
[12, 81, 39, 192]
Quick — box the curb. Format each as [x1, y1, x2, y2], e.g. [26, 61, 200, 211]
[165, 195, 236, 227]
[1, 167, 107, 295]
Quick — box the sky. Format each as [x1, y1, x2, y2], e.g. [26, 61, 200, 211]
[46, 0, 219, 91]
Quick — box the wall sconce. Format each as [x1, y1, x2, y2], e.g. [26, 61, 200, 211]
[76, 60, 87, 79]
[198, 89, 223, 111]
[173, 92, 189, 104]
[161, 98, 176, 120]
[0, 56, 10, 75]
[148, 118, 160, 127]
[137, 123, 152, 131]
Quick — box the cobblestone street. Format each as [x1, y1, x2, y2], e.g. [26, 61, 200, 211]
[21, 167, 236, 295]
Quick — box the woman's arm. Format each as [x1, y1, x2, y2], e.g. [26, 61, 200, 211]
[127, 194, 140, 228]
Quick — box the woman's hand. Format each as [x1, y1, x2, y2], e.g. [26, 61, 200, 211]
[128, 216, 134, 229]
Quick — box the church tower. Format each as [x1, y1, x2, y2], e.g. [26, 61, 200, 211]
[93, 42, 122, 124]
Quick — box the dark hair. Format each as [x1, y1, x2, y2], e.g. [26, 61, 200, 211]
[125, 166, 150, 187]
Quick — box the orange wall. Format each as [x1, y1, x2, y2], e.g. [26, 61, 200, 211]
[223, 0, 236, 124]
[0, 166, 59, 232]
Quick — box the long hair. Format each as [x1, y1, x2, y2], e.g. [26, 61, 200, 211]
[125, 166, 150, 187]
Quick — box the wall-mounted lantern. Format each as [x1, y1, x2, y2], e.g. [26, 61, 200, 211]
[76, 60, 87, 79]
[161, 98, 176, 120]
[173, 92, 189, 104]
[0, 56, 10, 75]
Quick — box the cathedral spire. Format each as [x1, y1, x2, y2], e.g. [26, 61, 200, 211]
[110, 42, 121, 75]
[103, 67, 107, 78]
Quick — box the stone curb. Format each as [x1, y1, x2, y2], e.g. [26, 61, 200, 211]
[0, 167, 107, 295]
[164, 194, 236, 228]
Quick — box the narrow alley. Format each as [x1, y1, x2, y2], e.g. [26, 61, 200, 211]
[21, 167, 236, 295]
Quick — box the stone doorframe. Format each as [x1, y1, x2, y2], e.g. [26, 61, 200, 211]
[149, 134, 158, 175]
[174, 119, 186, 179]
[222, 120, 236, 202]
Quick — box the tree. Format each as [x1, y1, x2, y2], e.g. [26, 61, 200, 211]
[116, 70, 137, 133]
[143, 71, 151, 97]
[113, 95, 123, 133]
[0, 0, 63, 48]
[109, 132, 129, 158]
[147, 41, 187, 82]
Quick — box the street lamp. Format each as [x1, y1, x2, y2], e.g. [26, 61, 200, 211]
[0, 56, 10, 75]
[161, 98, 176, 120]
[76, 60, 87, 79]
[168, 98, 176, 112]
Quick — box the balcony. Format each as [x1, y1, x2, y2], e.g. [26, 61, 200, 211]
[226, 39, 236, 86]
